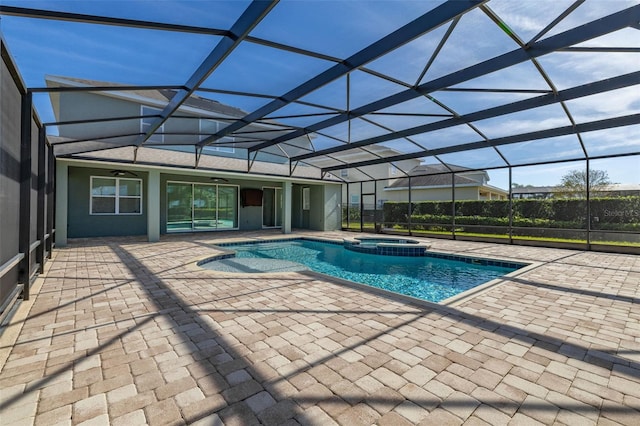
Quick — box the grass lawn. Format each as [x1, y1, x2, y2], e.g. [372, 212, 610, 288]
[341, 223, 640, 248]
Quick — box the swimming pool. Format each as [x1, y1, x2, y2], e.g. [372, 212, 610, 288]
[203, 238, 525, 303]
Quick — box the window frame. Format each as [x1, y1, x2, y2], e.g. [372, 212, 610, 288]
[141, 105, 164, 143]
[200, 118, 236, 153]
[90, 176, 143, 215]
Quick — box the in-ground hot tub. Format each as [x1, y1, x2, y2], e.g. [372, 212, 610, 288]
[343, 237, 430, 256]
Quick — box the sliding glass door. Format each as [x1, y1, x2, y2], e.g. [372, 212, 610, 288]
[217, 186, 239, 229]
[263, 187, 282, 228]
[167, 183, 193, 232]
[167, 182, 238, 232]
[194, 185, 217, 230]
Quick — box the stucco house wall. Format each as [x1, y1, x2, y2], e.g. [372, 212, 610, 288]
[50, 76, 344, 240]
[67, 166, 148, 238]
[61, 161, 343, 239]
[55, 91, 139, 139]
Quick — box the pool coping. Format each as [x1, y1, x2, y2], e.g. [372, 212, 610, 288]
[190, 235, 541, 307]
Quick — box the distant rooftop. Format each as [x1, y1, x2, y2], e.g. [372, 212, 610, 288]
[387, 164, 487, 188]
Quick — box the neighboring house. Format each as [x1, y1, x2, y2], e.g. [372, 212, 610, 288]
[510, 186, 556, 199]
[332, 148, 421, 208]
[47, 76, 342, 242]
[383, 164, 508, 202]
[511, 184, 640, 199]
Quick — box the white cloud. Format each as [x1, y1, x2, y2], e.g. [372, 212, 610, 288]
[472, 103, 572, 138]
[486, 0, 573, 40]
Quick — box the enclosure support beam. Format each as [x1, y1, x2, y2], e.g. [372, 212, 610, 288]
[18, 92, 33, 299]
[134, 0, 278, 152]
[0, 5, 228, 36]
[299, 71, 640, 163]
[242, 0, 487, 152]
[451, 173, 456, 240]
[345, 184, 350, 230]
[283, 5, 640, 154]
[147, 170, 161, 242]
[36, 126, 46, 273]
[508, 167, 513, 244]
[374, 180, 378, 233]
[586, 159, 591, 249]
[55, 163, 69, 247]
[322, 113, 640, 173]
[408, 176, 412, 236]
[360, 182, 364, 233]
[282, 181, 292, 234]
[46, 144, 55, 257]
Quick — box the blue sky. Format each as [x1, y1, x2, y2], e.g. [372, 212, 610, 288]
[1, 0, 638, 188]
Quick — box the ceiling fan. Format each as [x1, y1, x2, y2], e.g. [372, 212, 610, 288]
[109, 170, 138, 177]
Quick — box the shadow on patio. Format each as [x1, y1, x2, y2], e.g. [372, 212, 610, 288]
[1, 235, 639, 424]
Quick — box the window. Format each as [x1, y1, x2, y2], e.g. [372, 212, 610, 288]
[389, 164, 398, 176]
[141, 106, 164, 143]
[340, 169, 348, 177]
[91, 177, 142, 215]
[302, 187, 310, 210]
[200, 119, 235, 153]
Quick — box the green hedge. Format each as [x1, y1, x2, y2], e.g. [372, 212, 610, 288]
[342, 206, 361, 221]
[381, 197, 640, 232]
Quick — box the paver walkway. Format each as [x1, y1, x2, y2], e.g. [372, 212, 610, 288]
[1, 231, 639, 425]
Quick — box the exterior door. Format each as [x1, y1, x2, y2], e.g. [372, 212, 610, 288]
[263, 187, 282, 228]
[167, 182, 238, 232]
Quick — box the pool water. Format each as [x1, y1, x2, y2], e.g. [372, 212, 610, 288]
[216, 239, 522, 303]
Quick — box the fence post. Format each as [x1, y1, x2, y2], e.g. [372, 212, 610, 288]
[46, 144, 55, 257]
[408, 176, 412, 235]
[451, 172, 456, 239]
[509, 167, 513, 244]
[586, 159, 591, 249]
[36, 125, 46, 273]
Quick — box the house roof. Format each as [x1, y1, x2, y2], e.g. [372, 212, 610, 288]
[47, 75, 416, 179]
[48, 135, 340, 182]
[47, 75, 248, 118]
[510, 186, 556, 194]
[158, 89, 247, 118]
[387, 164, 487, 188]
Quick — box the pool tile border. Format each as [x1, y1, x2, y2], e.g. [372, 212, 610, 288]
[194, 236, 536, 307]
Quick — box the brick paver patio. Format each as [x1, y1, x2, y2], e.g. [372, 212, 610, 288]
[1, 231, 639, 425]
